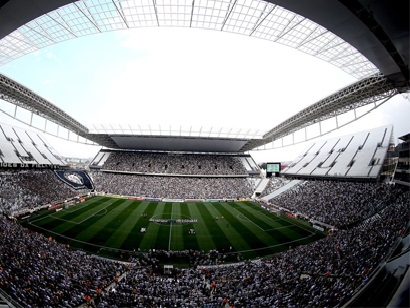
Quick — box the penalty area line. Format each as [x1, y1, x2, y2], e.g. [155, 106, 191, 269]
[235, 213, 296, 232]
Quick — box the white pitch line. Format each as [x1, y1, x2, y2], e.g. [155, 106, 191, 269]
[63, 201, 91, 213]
[238, 213, 266, 231]
[230, 206, 266, 231]
[46, 216, 80, 225]
[62, 203, 112, 225]
[168, 203, 173, 251]
[276, 215, 315, 235]
[32, 202, 112, 226]
[232, 205, 315, 236]
[29, 215, 55, 225]
[236, 213, 299, 232]
[233, 233, 316, 254]
[28, 222, 137, 254]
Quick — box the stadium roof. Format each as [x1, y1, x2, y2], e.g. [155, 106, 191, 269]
[87, 124, 263, 152]
[0, 0, 408, 152]
[0, 0, 407, 85]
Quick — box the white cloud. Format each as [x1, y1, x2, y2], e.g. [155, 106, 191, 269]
[85, 28, 355, 132]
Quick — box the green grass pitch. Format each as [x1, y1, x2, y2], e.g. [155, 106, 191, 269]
[23, 196, 325, 261]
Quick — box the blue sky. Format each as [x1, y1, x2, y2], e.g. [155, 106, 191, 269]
[0, 27, 409, 161]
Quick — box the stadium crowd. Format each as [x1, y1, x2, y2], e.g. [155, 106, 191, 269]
[0, 169, 88, 216]
[0, 216, 128, 308]
[101, 152, 248, 176]
[97, 189, 408, 308]
[0, 166, 409, 307]
[269, 180, 397, 228]
[91, 172, 254, 199]
[1, 186, 406, 307]
[259, 177, 291, 198]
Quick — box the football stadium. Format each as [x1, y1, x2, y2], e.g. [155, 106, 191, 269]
[0, 1, 409, 307]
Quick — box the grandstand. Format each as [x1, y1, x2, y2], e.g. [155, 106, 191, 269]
[0, 123, 408, 308]
[393, 133, 410, 188]
[0, 1, 409, 307]
[282, 125, 394, 179]
[0, 123, 66, 167]
[90, 149, 260, 177]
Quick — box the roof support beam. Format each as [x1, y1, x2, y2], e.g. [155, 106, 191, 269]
[221, 0, 237, 31]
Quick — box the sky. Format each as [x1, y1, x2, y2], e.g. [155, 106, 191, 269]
[0, 27, 409, 162]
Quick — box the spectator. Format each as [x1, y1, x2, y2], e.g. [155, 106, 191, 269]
[0, 169, 88, 215]
[269, 180, 395, 228]
[101, 152, 249, 176]
[0, 166, 408, 307]
[91, 172, 253, 199]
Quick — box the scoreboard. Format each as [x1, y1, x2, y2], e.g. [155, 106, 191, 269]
[266, 162, 281, 177]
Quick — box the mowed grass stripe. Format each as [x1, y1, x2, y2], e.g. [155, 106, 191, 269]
[49, 197, 108, 218]
[243, 201, 318, 240]
[276, 215, 327, 245]
[33, 198, 122, 235]
[274, 215, 316, 238]
[240, 201, 283, 217]
[59, 197, 110, 215]
[231, 202, 304, 244]
[85, 199, 137, 247]
[66, 199, 131, 243]
[230, 202, 279, 231]
[202, 203, 252, 254]
[154, 203, 174, 250]
[238, 202, 317, 241]
[184, 203, 217, 252]
[24, 198, 326, 259]
[53, 197, 112, 223]
[230, 203, 303, 239]
[45, 197, 107, 223]
[169, 203, 185, 251]
[180, 203, 200, 250]
[51, 198, 115, 230]
[247, 202, 311, 236]
[119, 202, 155, 251]
[102, 200, 146, 249]
[139, 202, 166, 251]
[195, 203, 233, 252]
[212, 203, 279, 252]
[231, 202, 293, 230]
[205, 202, 267, 254]
[31, 197, 110, 228]
[238, 202, 324, 247]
